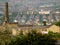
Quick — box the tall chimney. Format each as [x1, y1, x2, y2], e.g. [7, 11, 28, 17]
[5, 2, 9, 24]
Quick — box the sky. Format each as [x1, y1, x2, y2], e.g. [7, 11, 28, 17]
[0, 0, 60, 15]
[0, 0, 60, 11]
[0, 0, 59, 6]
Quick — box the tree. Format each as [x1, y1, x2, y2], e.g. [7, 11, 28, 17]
[0, 28, 57, 45]
[43, 21, 47, 26]
[55, 20, 60, 27]
[9, 30, 57, 45]
[55, 20, 60, 30]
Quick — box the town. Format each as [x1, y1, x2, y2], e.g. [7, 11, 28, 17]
[0, 2, 60, 45]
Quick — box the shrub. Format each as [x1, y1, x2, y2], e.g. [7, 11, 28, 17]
[9, 30, 57, 45]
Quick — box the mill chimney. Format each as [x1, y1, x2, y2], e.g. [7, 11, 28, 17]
[4, 2, 9, 24]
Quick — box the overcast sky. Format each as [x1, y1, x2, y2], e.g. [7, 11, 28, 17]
[0, 0, 59, 3]
[0, 0, 60, 7]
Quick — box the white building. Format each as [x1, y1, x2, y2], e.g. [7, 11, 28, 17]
[39, 10, 50, 14]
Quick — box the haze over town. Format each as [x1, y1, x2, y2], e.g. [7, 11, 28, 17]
[0, 0, 60, 25]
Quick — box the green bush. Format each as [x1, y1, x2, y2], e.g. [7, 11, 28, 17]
[9, 30, 57, 45]
[0, 29, 58, 45]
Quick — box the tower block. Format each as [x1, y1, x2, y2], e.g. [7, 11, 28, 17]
[4, 2, 9, 24]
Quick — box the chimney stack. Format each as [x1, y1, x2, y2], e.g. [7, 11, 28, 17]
[5, 2, 9, 24]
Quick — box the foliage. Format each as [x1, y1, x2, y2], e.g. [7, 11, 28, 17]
[42, 21, 47, 26]
[9, 30, 57, 45]
[55, 20, 60, 27]
[0, 29, 58, 45]
[48, 31, 60, 38]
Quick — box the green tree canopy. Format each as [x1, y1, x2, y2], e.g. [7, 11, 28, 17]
[55, 20, 60, 27]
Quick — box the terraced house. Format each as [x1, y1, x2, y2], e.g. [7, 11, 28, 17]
[0, 2, 60, 36]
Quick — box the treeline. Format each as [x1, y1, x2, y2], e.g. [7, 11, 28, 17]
[0, 30, 60, 45]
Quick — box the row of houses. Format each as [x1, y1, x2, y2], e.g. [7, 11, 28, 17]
[0, 2, 60, 36]
[0, 21, 60, 35]
[11, 24, 60, 35]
